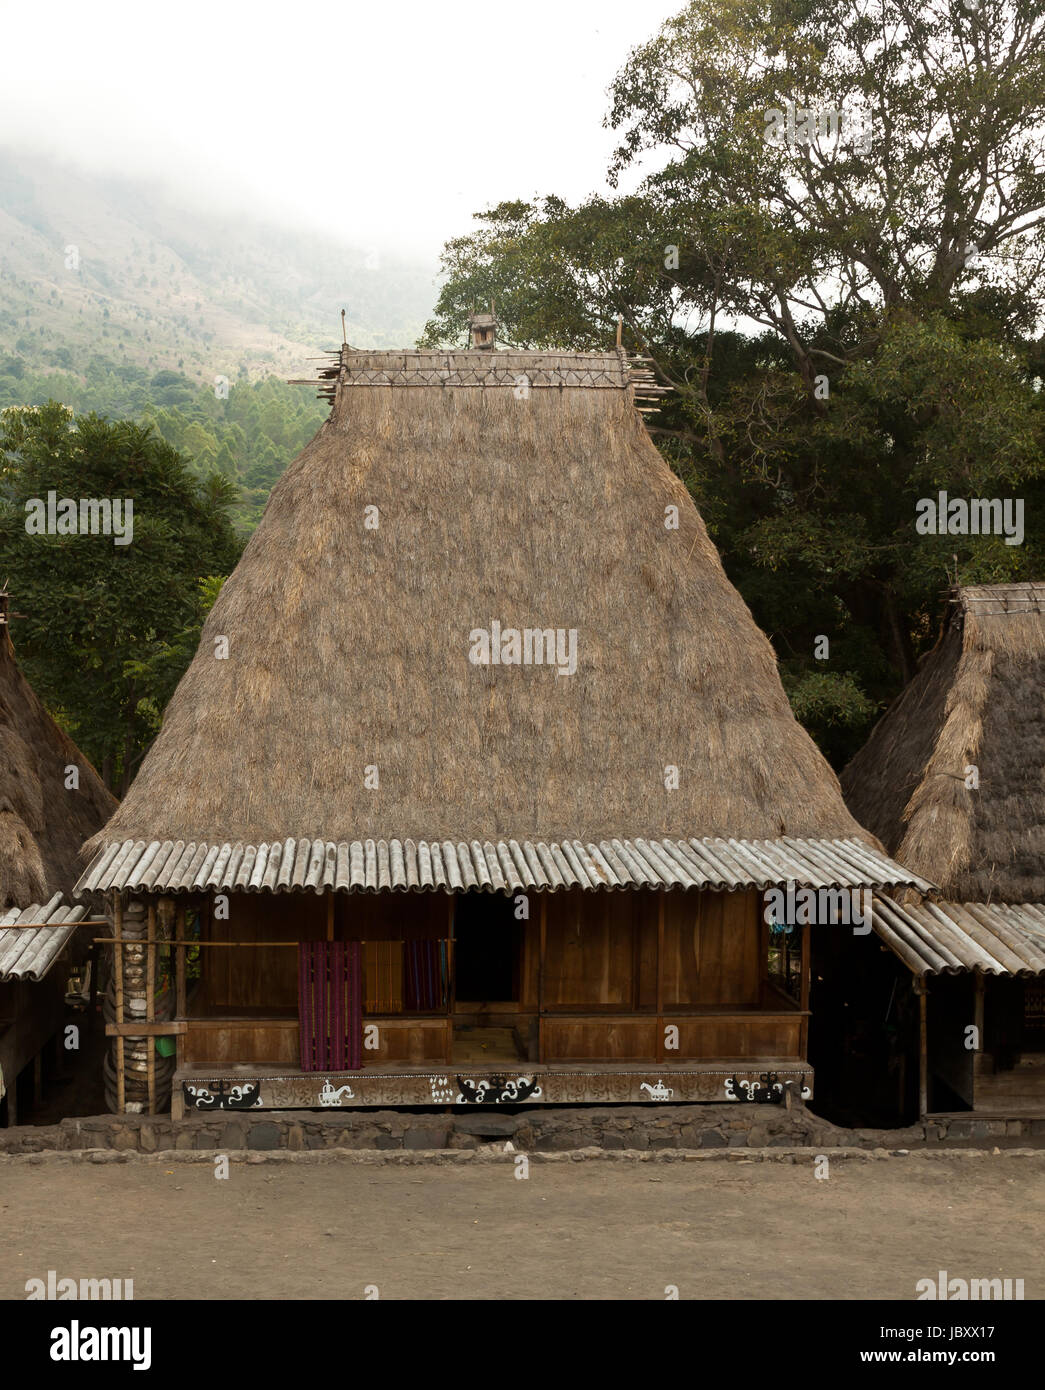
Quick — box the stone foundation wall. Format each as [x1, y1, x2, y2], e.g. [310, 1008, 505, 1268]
[2, 1103, 1043, 1155]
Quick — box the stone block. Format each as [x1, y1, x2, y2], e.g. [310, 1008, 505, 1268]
[247, 1122, 282, 1151]
[453, 1113, 521, 1138]
[405, 1127, 449, 1150]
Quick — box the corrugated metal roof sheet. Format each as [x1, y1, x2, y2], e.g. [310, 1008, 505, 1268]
[0, 893, 87, 982]
[872, 895, 1045, 976]
[75, 836, 931, 897]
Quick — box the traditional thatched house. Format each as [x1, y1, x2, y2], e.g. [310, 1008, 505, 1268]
[76, 327, 923, 1118]
[0, 590, 116, 1124]
[840, 583, 1045, 1118]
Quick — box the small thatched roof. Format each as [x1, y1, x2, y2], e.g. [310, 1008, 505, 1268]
[0, 615, 116, 909]
[842, 584, 1045, 903]
[83, 346, 878, 871]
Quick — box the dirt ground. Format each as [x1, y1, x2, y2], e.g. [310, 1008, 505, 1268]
[0, 1154, 1040, 1300]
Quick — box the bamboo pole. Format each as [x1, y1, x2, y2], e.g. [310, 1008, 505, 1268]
[147, 902, 156, 1115]
[0, 918, 108, 931]
[114, 896, 125, 1114]
[656, 892, 665, 1063]
[918, 981, 929, 1119]
[175, 906, 187, 1020]
[538, 894, 547, 1064]
[95, 938, 442, 947]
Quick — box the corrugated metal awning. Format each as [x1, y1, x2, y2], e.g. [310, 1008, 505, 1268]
[75, 835, 931, 897]
[872, 895, 1045, 976]
[0, 893, 88, 982]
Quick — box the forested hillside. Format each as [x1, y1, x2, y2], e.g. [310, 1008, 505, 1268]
[0, 148, 433, 528]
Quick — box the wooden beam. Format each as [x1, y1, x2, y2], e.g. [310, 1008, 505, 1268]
[175, 905, 187, 1021]
[114, 895, 125, 1115]
[918, 980, 928, 1119]
[447, 894, 456, 1064]
[973, 972, 985, 1109]
[106, 1021, 188, 1037]
[147, 901, 156, 1115]
[656, 892, 665, 1063]
[538, 893, 547, 1064]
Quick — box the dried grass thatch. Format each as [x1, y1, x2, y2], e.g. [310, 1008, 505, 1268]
[842, 584, 1045, 903]
[0, 622, 116, 909]
[85, 349, 870, 857]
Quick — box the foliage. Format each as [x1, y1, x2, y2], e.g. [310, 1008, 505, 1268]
[0, 404, 242, 791]
[420, 0, 1045, 762]
[0, 357, 328, 534]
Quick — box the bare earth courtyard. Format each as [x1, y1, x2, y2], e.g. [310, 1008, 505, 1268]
[0, 1153, 1041, 1301]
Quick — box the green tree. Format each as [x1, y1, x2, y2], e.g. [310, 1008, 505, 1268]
[0, 402, 242, 790]
[421, 0, 1045, 760]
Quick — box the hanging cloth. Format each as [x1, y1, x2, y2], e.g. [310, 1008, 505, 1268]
[362, 940, 403, 1013]
[298, 940, 362, 1071]
[404, 939, 445, 1011]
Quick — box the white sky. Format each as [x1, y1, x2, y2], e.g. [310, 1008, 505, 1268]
[0, 0, 682, 259]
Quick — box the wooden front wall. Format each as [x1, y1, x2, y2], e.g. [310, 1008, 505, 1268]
[180, 887, 804, 1066]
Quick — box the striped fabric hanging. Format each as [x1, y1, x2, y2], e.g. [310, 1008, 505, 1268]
[404, 939, 445, 1011]
[298, 941, 362, 1071]
[362, 940, 403, 1013]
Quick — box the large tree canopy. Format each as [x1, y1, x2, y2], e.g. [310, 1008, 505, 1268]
[0, 403, 241, 791]
[421, 0, 1045, 763]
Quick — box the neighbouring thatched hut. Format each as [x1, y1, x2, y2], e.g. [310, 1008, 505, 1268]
[0, 590, 115, 1123]
[77, 326, 923, 1119]
[839, 583, 1045, 1119]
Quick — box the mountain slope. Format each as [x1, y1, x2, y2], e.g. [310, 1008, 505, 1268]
[0, 148, 437, 381]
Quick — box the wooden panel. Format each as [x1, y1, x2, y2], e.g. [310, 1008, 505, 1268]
[183, 1016, 451, 1065]
[543, 890, 635, 1006]
[364, 1018, 449, 1063]
[541, 1013, 802, 1063]
[669, 1014, 803, 1060]
[520, 915, 540, 1007]
[661, 892, 700, 1004]
[689, 892, 761, 1005]
[540, 1016, 658, 1061]
[199, 892, 325, 1013]
[336, 892, 448, 940]
[183, 1020, 299, 1066]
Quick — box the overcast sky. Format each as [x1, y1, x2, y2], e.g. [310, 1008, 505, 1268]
[0, 0, 682, 259]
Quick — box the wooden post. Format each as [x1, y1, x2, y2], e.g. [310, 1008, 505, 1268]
[656, 892, 665, 1063]
[538, 894, 547, 1063]
[114, 895, 125, 1115]
[33, 1050, 43, 1107]
[326, 893, 334, 942]
[175, 906, 187, 1020]
[146, 900, 156, 1115]
[447, 895, 455, 1063]
[800, 922, 811, 1057]
[172, 902, 187, 1125]
[973, 972, 985, 1108]
[918, 979, 928, 1119]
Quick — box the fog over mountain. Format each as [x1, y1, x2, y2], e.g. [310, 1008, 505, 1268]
[0, 148, 439, 382]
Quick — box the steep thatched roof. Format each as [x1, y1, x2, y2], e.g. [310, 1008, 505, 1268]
[84, 346, 875, 867]
[0, 617, 116, 909]
[842, 584, 1045, 903]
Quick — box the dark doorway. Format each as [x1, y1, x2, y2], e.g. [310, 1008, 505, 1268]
[453, 893, 520, 1002]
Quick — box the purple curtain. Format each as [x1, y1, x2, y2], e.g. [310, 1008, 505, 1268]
[298, 941, 362, 1071]
[404, 939, 444, 1012]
